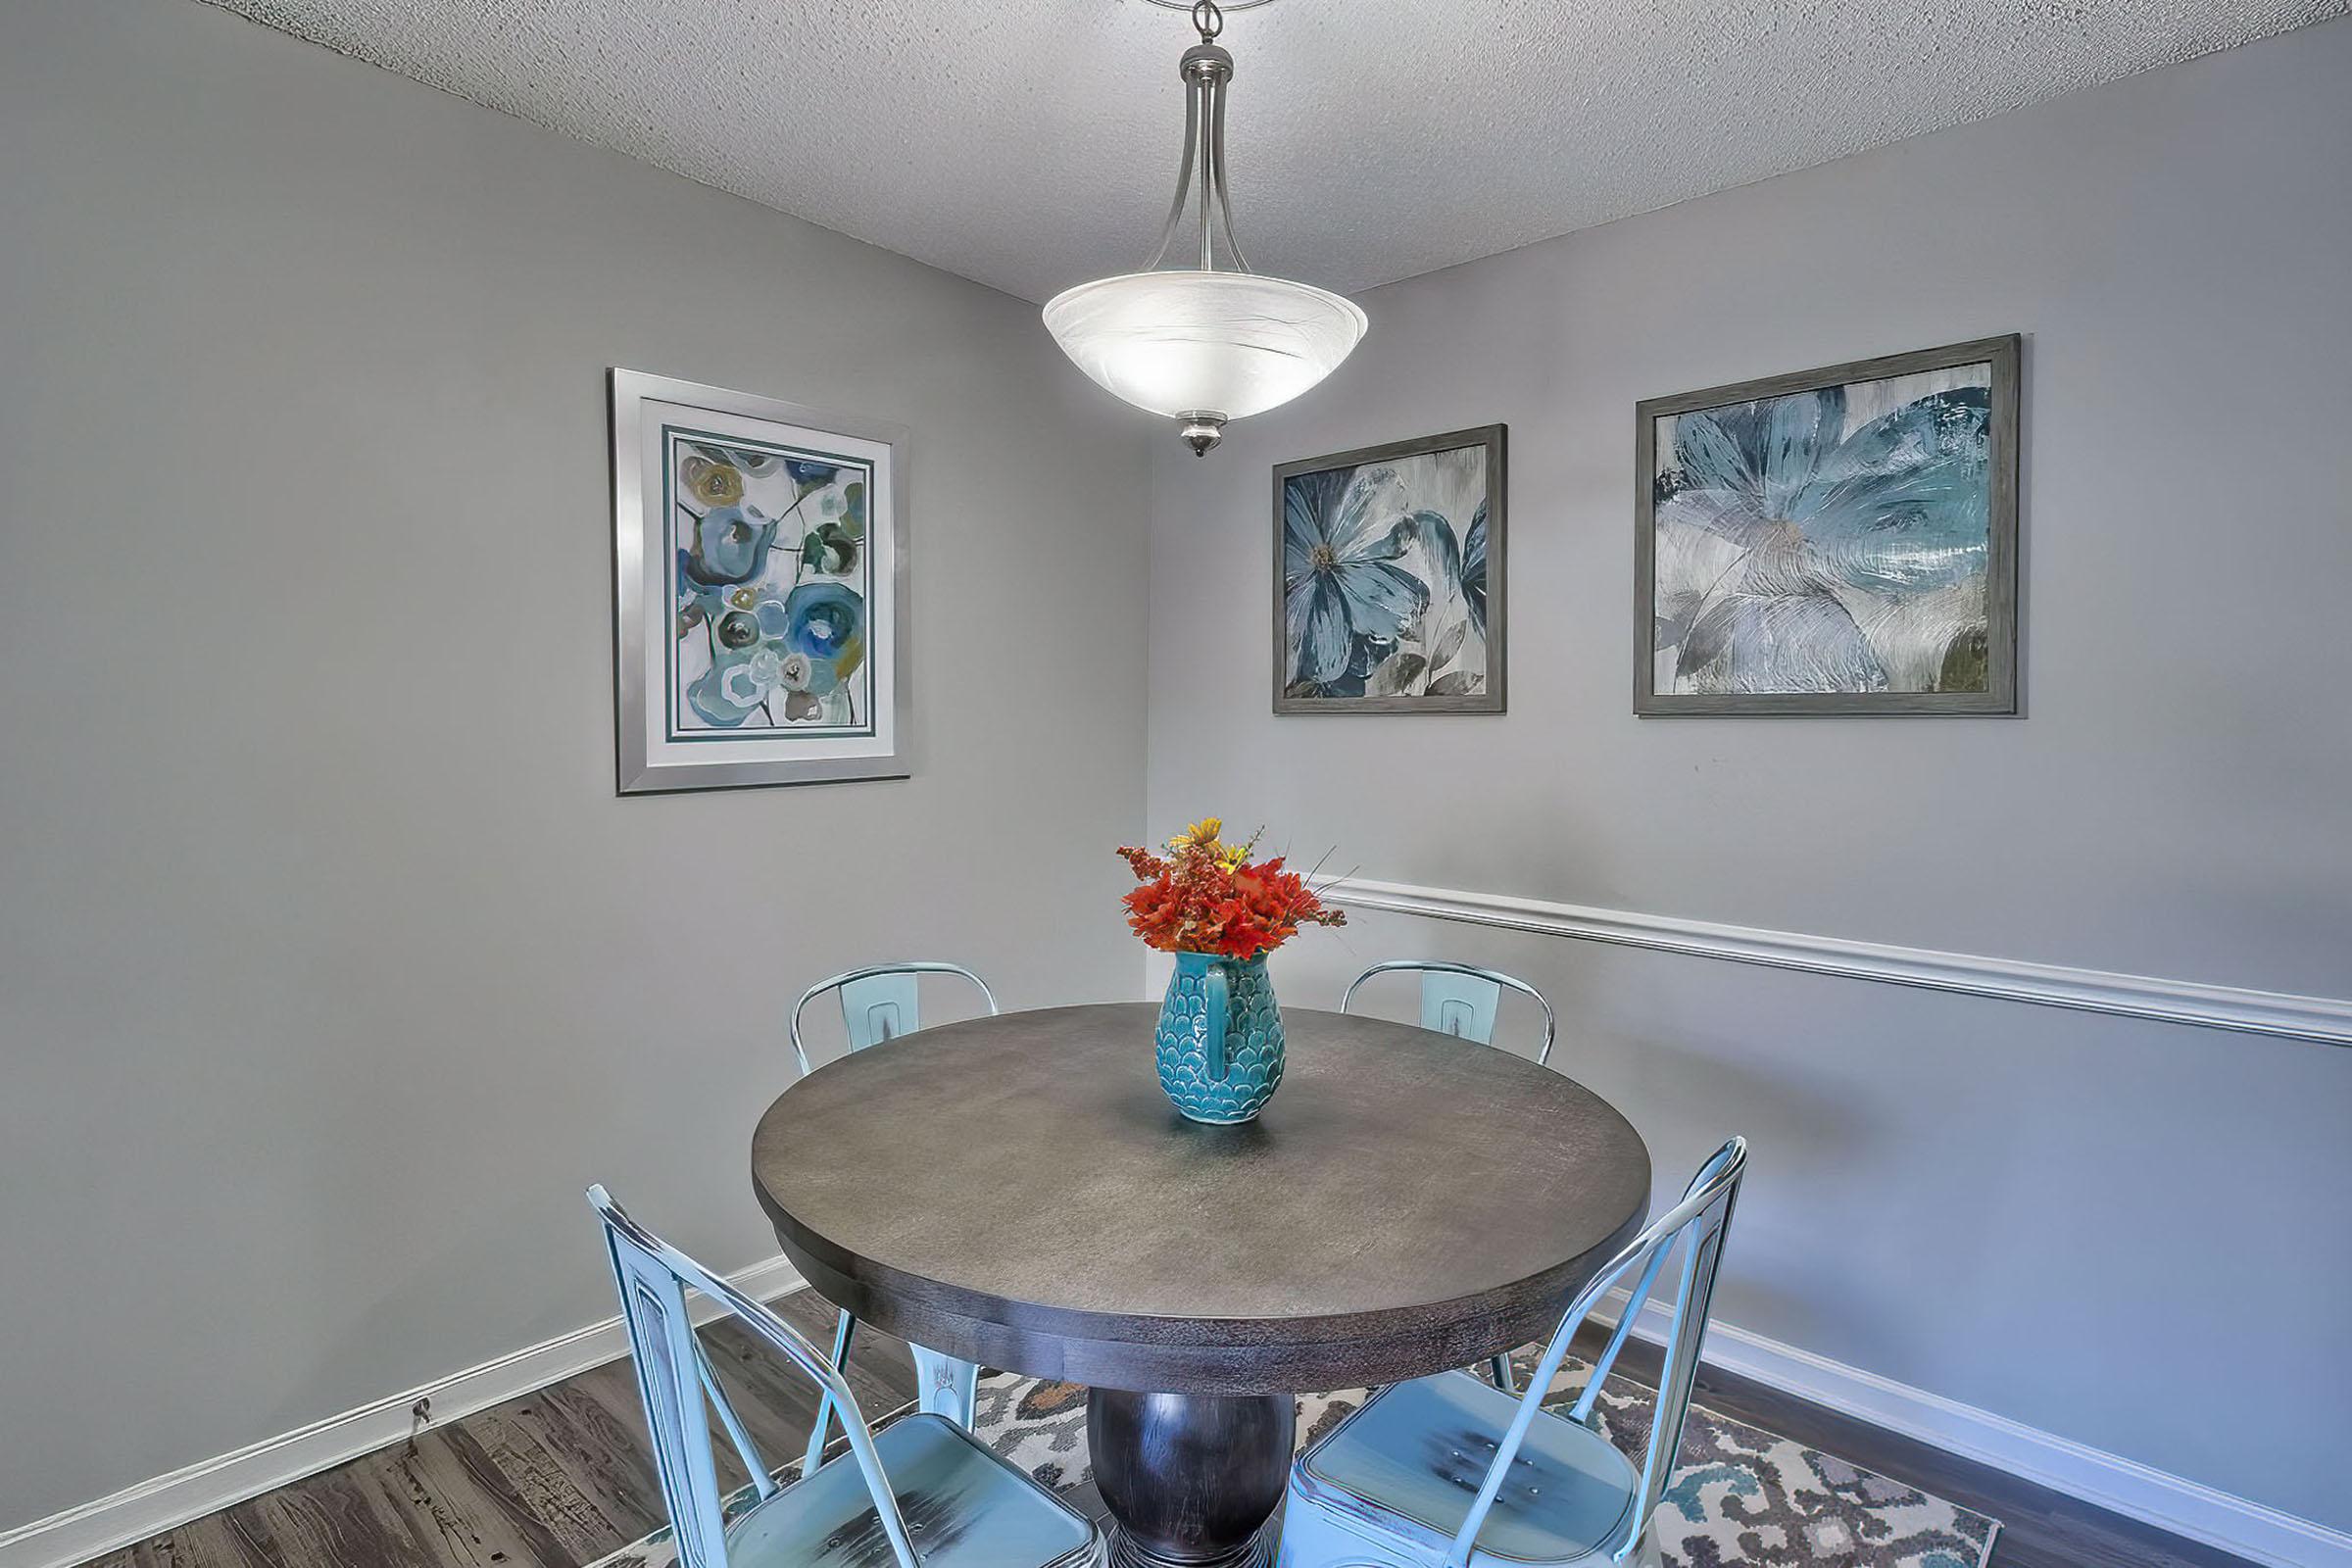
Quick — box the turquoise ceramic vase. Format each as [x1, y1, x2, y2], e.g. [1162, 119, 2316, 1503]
[1154, 951, 1285, 1124]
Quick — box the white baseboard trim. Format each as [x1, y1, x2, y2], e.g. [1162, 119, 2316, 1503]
[0, 1255, 806, 1568]
[1327, 874, 2352, 1049]
[1596, 1291, 2352, 1568]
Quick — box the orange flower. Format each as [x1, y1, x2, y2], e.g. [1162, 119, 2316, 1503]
[1115, 823, 1345, 956]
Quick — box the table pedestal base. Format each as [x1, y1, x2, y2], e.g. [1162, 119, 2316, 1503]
[1101, 1524, 1277, 1568]
[1086, 1388, 1293, 1568]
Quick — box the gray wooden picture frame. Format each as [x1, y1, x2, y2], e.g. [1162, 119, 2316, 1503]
[1634, 335, 2020, 716]
[611, 368, 913, 793]
[1273, 424, 1507, 715]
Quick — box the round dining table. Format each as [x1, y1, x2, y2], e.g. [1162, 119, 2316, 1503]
[750, 1001, 1651, 1568]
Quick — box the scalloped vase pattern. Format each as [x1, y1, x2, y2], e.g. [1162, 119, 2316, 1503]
[1154, 952, 1285, 1124]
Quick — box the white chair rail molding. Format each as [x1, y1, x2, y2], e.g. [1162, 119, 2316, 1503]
[2, 4, 2346, 1568]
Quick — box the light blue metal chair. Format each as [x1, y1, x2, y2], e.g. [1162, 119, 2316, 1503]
[586, 1184, 1100, 1568]
[789, 962, 1000, 1078]
[1346, 958, 1558, 1391]
[1343, 959, 1557, 1066]
[1277, 1138, 1747, 1568]
[789, 962, 996, 1466]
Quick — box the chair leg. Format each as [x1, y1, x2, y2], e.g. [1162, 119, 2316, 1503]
[1489, 1351, 1518, 1394]
[802, 1309, 858, 1478]
[911, 1343, 978, 1428]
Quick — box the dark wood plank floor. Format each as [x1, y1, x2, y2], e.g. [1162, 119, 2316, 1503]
[83, 1290, 2251, 1568]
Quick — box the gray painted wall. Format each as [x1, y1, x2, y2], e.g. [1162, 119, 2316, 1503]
[0, 0, 1148, 1531]
[1147, 17, 2352, 1534]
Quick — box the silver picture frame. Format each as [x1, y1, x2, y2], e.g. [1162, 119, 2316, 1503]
[611, 368, 912, 793]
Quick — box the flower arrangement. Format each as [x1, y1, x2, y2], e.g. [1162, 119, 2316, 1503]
[1117, 818, 1346, 961]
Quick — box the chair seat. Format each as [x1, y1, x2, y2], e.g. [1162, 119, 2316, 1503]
[1294, 1371, 1640, 1566]
[723, 1413, 1096, 1568]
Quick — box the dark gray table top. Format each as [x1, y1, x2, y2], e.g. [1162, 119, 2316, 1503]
[751, 1002, 1651, 1393]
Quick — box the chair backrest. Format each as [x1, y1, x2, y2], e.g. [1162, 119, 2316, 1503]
[586, 1185, 920, 1568]
[1342, 959, 1556, 1066]
[1445, 1138, 1746, 1568]
[789, 961, 999, 1077]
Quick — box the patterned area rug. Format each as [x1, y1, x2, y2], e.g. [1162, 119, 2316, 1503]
[585, 1351, 1998, 1568]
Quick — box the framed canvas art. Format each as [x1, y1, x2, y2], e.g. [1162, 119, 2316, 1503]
[611, 369, 908, 792]
[1274, 424, 1505, 714]
[1635, 335, 2019, 715]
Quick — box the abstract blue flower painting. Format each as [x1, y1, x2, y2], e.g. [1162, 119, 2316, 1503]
[612, 371, 907, 792]
[1636, 337, 2018, 715]
[1275, 425, 1506, 713]
[669, 445, 871, 734]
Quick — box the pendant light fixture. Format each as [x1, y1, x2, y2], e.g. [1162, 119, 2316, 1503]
[1043, 0, 1366, 455]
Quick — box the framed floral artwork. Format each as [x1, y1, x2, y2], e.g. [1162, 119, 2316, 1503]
[611, 369, 908, 792]
[1274, 425, 1505, 714]
[1636, 335, 2019, 715]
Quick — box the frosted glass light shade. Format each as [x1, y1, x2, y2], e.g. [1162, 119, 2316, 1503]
[1042, 270, 1367, 422]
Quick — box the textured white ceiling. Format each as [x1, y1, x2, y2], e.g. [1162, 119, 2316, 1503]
[206, 0, 2345, 303]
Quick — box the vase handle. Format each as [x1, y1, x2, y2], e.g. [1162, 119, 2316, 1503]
[1201, 960, 1231, 1082]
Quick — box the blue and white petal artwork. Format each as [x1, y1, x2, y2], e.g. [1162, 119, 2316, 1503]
[1277, 429, 1504, 711]
[1643, 346, 2014, 711]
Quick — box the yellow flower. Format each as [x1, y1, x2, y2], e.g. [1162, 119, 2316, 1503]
[681, 455, 746, 507]
[1167, 816, 1225, 856]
